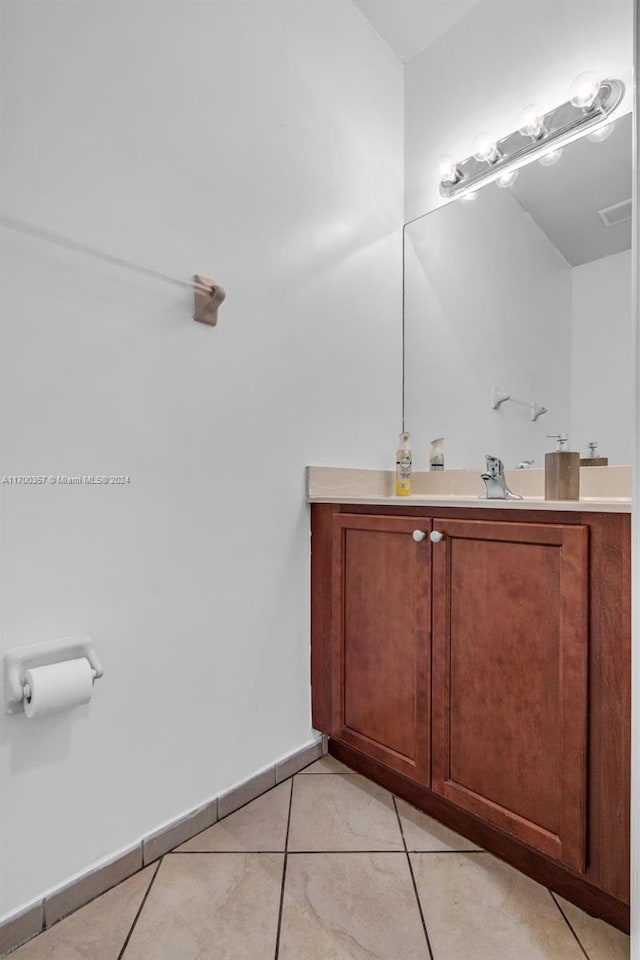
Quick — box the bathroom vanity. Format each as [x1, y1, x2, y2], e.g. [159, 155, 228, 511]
[308, 470, 631, 932]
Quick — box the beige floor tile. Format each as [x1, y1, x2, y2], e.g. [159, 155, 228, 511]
[299, 756, 357, 774]
[396, 799, 483, 852]
[121, 853, 282, 960]
[10, 866, 156, 960]
[411, 852, 586, 960]
[554, 894, 630, 960]
[279, 852, 429, 960]
[288, 774, 404, 851]
[176, 780, 291, 852]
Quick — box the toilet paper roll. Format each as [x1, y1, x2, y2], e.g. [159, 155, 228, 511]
[23, 658, 94, 718]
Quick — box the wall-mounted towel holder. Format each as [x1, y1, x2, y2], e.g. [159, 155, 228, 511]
[4, 635, 103, 714]
[491, 387, 548, 422]
[193, 275, 226, 326]
[0, 216, 227, 328]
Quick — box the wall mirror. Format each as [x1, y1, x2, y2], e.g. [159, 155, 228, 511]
[403, 111, 633, 472]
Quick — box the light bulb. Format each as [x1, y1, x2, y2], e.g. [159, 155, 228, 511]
[587, 120, 615, 143]
[438, 155, 461, 184]
[459, 190, 478, 204]
[472, 132, 500, 164]
[538, 147, 563, 167]
[569, 71, 601, 109]
[496, 170, 518, 188]
[519, 104, 546, 139]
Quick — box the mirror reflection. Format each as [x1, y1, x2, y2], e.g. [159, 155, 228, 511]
[404, 112, 633, 471]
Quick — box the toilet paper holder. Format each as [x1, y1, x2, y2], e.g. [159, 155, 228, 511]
[4, 636, 103, 715]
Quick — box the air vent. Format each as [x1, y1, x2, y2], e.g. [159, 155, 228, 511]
[598, 199, 632, 228]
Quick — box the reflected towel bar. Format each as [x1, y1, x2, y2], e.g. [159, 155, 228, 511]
[491, 387, 548, 422]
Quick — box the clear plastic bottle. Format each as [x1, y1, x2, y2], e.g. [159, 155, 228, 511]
[430, 437, 445, 471]
[395, 432, 412, 496]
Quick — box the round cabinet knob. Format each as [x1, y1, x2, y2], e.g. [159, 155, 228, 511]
[430, 530, 444, 543]
[412, 530, 426, 542]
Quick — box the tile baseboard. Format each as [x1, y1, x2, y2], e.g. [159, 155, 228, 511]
[142, 800, 218, 867]
[0, 735, 324, 957]
[0, 904, 44, 958]
[275, 738, 324, 783]
[218, 766, 276, 820]
[44, 846, 143, 928]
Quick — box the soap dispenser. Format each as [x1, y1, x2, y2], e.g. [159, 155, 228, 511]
[430, 437, 445, 471]
[545, 434, 580, 501]
[395, 432, 412, 496]
[579, 441, 608, 467]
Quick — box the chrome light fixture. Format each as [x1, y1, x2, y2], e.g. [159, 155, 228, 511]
[518, 104, 547, 140]
[569, 71, 602, 109]
[439, 73, 624, 200]
[472, 132, 502, 164]
[438, 155, 462, 185]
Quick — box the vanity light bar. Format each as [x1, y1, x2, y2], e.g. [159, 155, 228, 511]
[439, 77, 625, 200]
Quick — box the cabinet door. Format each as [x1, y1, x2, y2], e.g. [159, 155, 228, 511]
[431, 519, 588, 872]
[331, 514, 431, 783]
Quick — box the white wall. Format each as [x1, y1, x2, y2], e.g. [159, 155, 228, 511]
[405, 0, 634, 219]
[570, 251, 633, 464]
[0, 0, 403, 917]
[404, 186, 571, 470]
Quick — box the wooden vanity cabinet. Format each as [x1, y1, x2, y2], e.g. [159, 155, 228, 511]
[430, 518, 588, 873]
[330, 513, 432, 783]
[311, 503, 630, 931]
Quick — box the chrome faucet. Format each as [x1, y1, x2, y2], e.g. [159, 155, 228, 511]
[480, 455, 523, 500]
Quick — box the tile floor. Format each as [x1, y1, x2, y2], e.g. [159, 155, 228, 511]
[8, 756, 630, 960]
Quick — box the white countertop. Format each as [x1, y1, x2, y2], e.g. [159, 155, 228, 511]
[309, 494, 630, 513]
[306, 466, 631, 514]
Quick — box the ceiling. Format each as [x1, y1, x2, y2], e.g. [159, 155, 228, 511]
[349, 0, 632, 265]
[351, 0, 483, 63]
[511, 112, 632, 267]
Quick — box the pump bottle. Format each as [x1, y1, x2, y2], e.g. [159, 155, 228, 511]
[545, 434, 580, 501]
[395, 432, 412, 496]
[430, 437, 445, 471]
